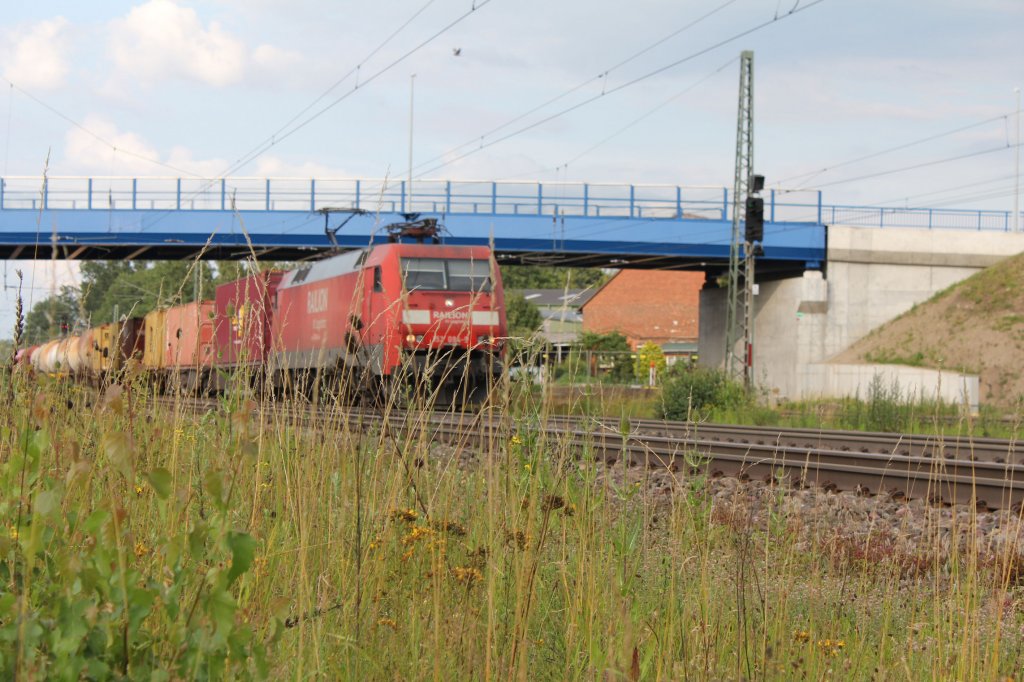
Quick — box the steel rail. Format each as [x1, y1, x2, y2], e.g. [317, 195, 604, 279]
[151, 397, 1024, 510]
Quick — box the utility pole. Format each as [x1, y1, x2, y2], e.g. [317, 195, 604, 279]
[408, 74, 416, 213]
[1014, 86, 1020, 233]
[724, 51, 756, 387]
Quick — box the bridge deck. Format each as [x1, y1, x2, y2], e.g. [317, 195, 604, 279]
[0, 176, 1011, 271]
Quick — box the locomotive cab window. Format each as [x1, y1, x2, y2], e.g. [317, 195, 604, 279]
[401, 258, 490, 292]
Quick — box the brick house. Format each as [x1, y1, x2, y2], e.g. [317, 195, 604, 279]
[581, 270, 704, 352]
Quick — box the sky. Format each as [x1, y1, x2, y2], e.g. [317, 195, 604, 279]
[0, 0, 1022, 335]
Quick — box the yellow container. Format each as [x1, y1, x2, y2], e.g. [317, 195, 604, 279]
[143, 309, 167, 369]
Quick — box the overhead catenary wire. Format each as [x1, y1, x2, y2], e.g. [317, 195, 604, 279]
[406, 0, 744, 175]
[409, 0, 829, 180]
[802, 142, 1022, 191]
[113, 0, 498, 237]
[870, 172, 1017, 207]
[221, 0, 442, 179]
[777, 112, 1013, 189]
[216, 0, 497, 180]
[1, 77, 202, 178]
[549, 58, 737, 175]
[488, 58, 737, 184]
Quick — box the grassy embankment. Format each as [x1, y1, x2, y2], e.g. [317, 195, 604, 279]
[544, 373, 1023, 440]
[1, 369, 1023, 679]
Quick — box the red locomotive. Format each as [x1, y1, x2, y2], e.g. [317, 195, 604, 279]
[22, 231, 507, 406]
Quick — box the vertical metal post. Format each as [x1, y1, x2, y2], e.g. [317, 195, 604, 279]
[176, 178, 182, 209]
[769, 189, 775, 222]
[817, 191, 822, 225]
[220, 179, 226, 210]
[629, 185, 635, 218]
[87, 178, 93, 210]
[675, 186, 681, 218]
[310, 179, 316, 211]
[401, 180, 406, 213]
[491, 182, 497, 213]
[537, 184, 543, 214]
[408, 74, 416, 213]
[0, 178, 4, 210]
[355, 179, 361, 210]
[722, 188, 728, 219]
[265, 179, 271, 210]
[446, 180, 451, 213]
[1014, 87, 1021, 232]
[131, 178, 136, 210]
[584, 184, 590, 216]
[724, 50, 755, 388]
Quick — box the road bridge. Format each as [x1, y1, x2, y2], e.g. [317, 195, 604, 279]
[0, 175, 836, 276]
[2, 176, 1015, 274]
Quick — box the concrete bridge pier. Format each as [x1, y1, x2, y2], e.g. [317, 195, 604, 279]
[699, 226, 1024, 409]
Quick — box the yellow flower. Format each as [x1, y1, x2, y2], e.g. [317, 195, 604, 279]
[793, 630, 810, 643]
[134, 485, 144, 496]
[402, 526, 435, 545]
[451, 566, 483, 585]
[524, 463, 531, 472]
[392, 508, 418, 523]
[510, 435, 523, 447]
[134, 541, 151, 558]
[8, 526, 18, 541]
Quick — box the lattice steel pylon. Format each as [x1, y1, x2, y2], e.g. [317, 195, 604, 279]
[724, 51, 755, 386]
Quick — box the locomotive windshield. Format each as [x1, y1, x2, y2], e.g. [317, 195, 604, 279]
[401, 258, 491, 292]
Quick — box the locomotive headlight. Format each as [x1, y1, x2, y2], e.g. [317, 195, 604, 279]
[405, 334, 416, 344]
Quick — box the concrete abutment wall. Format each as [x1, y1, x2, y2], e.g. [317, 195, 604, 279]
[699, 226, 1024, 408]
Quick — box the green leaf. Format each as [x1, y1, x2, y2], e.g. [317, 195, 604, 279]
[204, 468, 224, 508]
[28, 429, 50, 461]
[83, 509, 110, 535]
[101, 431, 135, 482]
[33, 489, 60, 519]
[206, 587, 236, 634]
[188, 524, 208, 561]
[146, 468, 172, 500]
[226, 531, 257, 585]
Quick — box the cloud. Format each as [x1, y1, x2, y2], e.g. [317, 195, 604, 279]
[106, 0, 305, 88]
[63, 116, 163, 175]
[61, 116, 235, 178]
[60, 115, 352, 179]
[108, 0, 247, 87]
[3, 18, 71, 90]
[252, 155, 353, 178]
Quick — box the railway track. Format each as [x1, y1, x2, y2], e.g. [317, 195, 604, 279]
[154, 397, 1024, 511]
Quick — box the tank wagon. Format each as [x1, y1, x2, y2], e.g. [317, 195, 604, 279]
[25, 237, 507, 407]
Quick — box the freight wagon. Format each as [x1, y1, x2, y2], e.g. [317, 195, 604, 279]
[24, 235, 507, 407]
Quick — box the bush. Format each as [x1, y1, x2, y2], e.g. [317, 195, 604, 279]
[633, 342, 666, 385]
[658, 366, 747, 420]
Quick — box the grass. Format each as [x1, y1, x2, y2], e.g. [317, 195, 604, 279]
[2, 367, 1024, 679]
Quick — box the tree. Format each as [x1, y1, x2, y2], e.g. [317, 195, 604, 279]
[505, 293, 543, 336]
[499, 265, 608, 290]
[80, 261, 133, 319]
[85, 261, 215, 324]
[23, 287, 81, 344]
[633, 342, 667, 384]
[574, 331, 633, 383]
[578, 330, 630, 352]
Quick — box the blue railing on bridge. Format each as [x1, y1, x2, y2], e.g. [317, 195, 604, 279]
[0, 176, 1018, 231]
